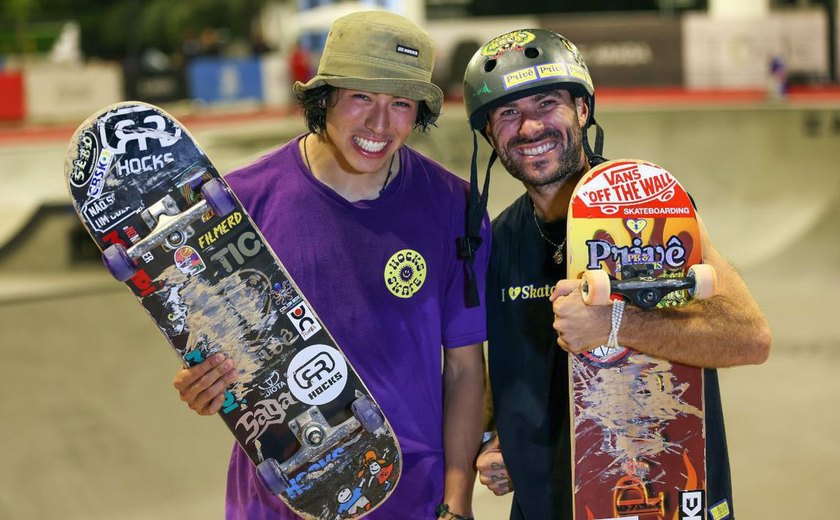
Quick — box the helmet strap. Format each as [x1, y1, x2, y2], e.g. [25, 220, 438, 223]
[583, 116, 607, 166]
[458, 130, 496, 308]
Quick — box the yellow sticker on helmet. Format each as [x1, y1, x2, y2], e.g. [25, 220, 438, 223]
[481, 30, 536, 58]
[503, 66, 539, 89]
[502, 62, 593, 92]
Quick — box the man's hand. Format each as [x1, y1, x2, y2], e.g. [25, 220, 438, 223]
[476, 435, 513, 496]
[549, 279, 611, 354]
[173, 353, 237, 415]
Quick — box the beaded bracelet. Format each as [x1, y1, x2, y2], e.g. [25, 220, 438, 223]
[436, 503, 474, 520]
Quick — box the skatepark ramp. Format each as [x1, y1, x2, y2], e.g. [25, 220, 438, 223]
[0, 113, 306, 303]
[0, 99, 838, 520]
[0, 202, 96, 271]
[0, 203, 115, 305]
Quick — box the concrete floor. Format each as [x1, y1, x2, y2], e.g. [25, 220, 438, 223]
[1, 98, 837, 519]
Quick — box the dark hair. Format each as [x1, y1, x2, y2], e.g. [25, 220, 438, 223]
[297, 85, 437, 135]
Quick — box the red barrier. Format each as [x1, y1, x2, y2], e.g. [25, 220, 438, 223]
[0, 71, 25, 121]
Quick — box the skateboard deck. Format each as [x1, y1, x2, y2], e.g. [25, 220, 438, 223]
[567, 159, 714, 520]
[63, 101, 401, 519]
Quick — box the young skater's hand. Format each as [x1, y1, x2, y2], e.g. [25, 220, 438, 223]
[172, 353, 237, 415]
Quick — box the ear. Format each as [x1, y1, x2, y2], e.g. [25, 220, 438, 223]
[483, 120, 497, 149]
[575, 97, 588, 128]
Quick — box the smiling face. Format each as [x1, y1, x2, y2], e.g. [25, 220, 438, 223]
[486, 89, 588, 188]
[336, 487, 352, 503]
[324, 88, 419, 176]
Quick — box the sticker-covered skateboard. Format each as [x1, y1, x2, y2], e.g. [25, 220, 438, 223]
[566, 159, 717, 520]
[63, 101, 401, 519]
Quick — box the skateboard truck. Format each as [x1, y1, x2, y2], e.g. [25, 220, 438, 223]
[141, 194, 194, 250]
[256, 392, 385, 495]
[101, 177, 236, 281]
[282, 405, 358, 475]
[581, 263, 716, 309]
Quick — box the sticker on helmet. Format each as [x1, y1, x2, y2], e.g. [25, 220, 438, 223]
[481, 30, 536, 58]
[502, 62, 593, 92]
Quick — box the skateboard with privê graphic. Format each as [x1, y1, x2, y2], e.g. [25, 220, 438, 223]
[63, 101, 401, 519]
[566, 159, 717, 520]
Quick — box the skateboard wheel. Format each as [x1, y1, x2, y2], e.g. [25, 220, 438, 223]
[201, 178, 236, 216]
[352, 395, 385, 433]
[102, 243, 138, 282]
[581, 270, 612, 306]
[256, 459, 289, 495]
[688, 263, 717, 300]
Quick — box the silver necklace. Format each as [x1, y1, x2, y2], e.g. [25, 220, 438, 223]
[531, 202, 567, 265]
[302, 133, 395, 195]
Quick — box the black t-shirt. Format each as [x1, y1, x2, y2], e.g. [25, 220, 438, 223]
[487, 193, 735, 519]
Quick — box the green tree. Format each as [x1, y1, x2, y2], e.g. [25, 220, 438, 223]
[3, 0, 266, 60]
[2, 0, 37, 56]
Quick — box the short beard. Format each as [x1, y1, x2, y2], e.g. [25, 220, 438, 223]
[498, 121, 586, 188]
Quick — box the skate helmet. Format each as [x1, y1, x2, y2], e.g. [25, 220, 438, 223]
[463, 29, 596, 134]
[457, 30, 604, 308]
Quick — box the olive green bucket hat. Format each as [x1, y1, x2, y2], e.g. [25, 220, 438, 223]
[293, 11, 443, 118]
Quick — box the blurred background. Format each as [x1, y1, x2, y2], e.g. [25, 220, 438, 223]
[1, 0, 838, 519]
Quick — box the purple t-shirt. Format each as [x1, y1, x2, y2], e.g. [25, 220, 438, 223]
[223, 136, 489, 519]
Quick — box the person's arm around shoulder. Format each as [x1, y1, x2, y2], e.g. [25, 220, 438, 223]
[550, 216, 771, 368]
[172, 353, 238, 415]
[439, 343, 485, 519]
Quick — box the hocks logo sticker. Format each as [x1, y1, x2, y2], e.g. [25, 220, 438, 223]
[287, 345, 348, 405]
[384, 249, 426, 299]
[99, 106, 181, 154]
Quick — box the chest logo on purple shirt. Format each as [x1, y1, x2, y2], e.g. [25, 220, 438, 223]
[384, 248, 427, 299]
